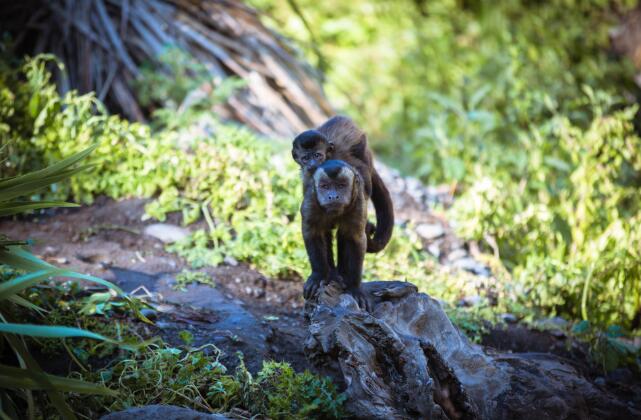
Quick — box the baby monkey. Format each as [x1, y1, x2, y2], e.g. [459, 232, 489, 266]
[301, 160, 369, 310]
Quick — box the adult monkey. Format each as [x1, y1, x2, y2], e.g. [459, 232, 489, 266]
[301, 159, 369, 309]
[292, 116, 394, 253]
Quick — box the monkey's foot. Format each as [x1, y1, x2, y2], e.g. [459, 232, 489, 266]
[303, 273, 323, 300]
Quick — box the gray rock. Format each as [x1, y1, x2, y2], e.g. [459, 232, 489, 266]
[459, 295, 482, 307]
[100, 405, 229, 420]
[305, 281, 639, 419]
[452, 257, 492, 277]
[500, 313, 518, 324]
[143, 223, 190, 243]
[223, 256, 239, 266]
[416, 223, 445, 241]
[447, 248, 468, 261]
[427, 242, 441, 258]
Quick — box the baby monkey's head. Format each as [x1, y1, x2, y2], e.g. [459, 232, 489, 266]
[313, 160, 358, 214]
[292, 129, 335, 172]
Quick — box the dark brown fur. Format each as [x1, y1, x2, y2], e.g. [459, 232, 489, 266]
[292, 116, 394, 253]
[301, 160, 369, 310]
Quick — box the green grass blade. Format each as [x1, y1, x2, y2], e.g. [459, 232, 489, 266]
[7, 295, 47, 314]
[0, 249, 53, 271]
[0, 247, 125, 296]
[0, 145, 97, 189]
[1, 324, 76, 419]
[0, 269, 61, 301]
[0, 165, 93, 202]
[0, 322, 158, 351]
[0, 323, 110, 341]
[0, 365, 116, 396]
[0, 201, 79, 217]
[1, 246, 55, 268]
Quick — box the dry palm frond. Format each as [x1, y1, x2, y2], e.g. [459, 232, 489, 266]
[1, 0, 333, 137]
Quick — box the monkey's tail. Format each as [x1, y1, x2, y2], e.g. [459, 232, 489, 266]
[366, 169, 394, 253]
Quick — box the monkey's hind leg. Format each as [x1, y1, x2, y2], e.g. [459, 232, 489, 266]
[336, 228, 371, 311]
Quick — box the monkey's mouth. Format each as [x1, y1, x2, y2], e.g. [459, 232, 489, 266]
[322, 203, 345, 213]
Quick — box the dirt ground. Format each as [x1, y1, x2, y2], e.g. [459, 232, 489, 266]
[2, 196, 640, 405]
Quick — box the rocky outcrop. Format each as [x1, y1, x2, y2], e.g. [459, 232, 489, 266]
[304, 281, 639, 419]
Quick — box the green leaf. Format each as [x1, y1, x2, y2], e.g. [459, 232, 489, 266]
[0, 145, 96, 190]
[0, 269, 61, 301]
[0, 165, 94, 202]
[0, 365, 116, 396]
[6, 295, 47, 314]
[572, 320, 590, 334]
[0, 323, 110, 340]
[0, 247, 125, 296]
[0, 247, 54, 271]
[0, 201, 79, 217]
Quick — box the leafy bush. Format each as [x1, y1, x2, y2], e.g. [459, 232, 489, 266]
[71, 345, 345, 419]
[453, 104, 641, 325]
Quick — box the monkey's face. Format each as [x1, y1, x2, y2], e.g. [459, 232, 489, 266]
[292, 130, 334, 172]
[313, 160, 356, 214]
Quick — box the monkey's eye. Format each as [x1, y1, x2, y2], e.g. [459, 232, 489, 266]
[302, 156, 310, 162]
[337, 183, 347, 188]
[319, 183, 329, 189]
[314, 153, 322, 159]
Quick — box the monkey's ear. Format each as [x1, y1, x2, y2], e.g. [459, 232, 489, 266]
[328, 142, 335, 153]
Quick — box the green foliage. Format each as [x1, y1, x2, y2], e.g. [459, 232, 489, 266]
[452, 104, 641, 325]
[173, 270, 215, 291]
[571, 320, 640, 373]
[135, 46, 211, 110]
[252, 0, 641, 329]
[252, 0, 638, 180]
[0, 147, 145, 419]
[72, 345, 345, 419]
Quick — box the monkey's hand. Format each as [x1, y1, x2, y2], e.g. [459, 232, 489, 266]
[347, 286, 372, 312]
[303, 272, 323, 300]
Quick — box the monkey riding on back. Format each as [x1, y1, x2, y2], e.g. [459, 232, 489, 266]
[292, 116, 395, 310]
[292, 115, 394, 253]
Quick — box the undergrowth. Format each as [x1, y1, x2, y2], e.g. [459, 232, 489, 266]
[67, 344, 345, 419]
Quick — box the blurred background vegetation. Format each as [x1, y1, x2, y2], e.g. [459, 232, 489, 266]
[2, 0, 641, 415]
[252, 0, 641, 327]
